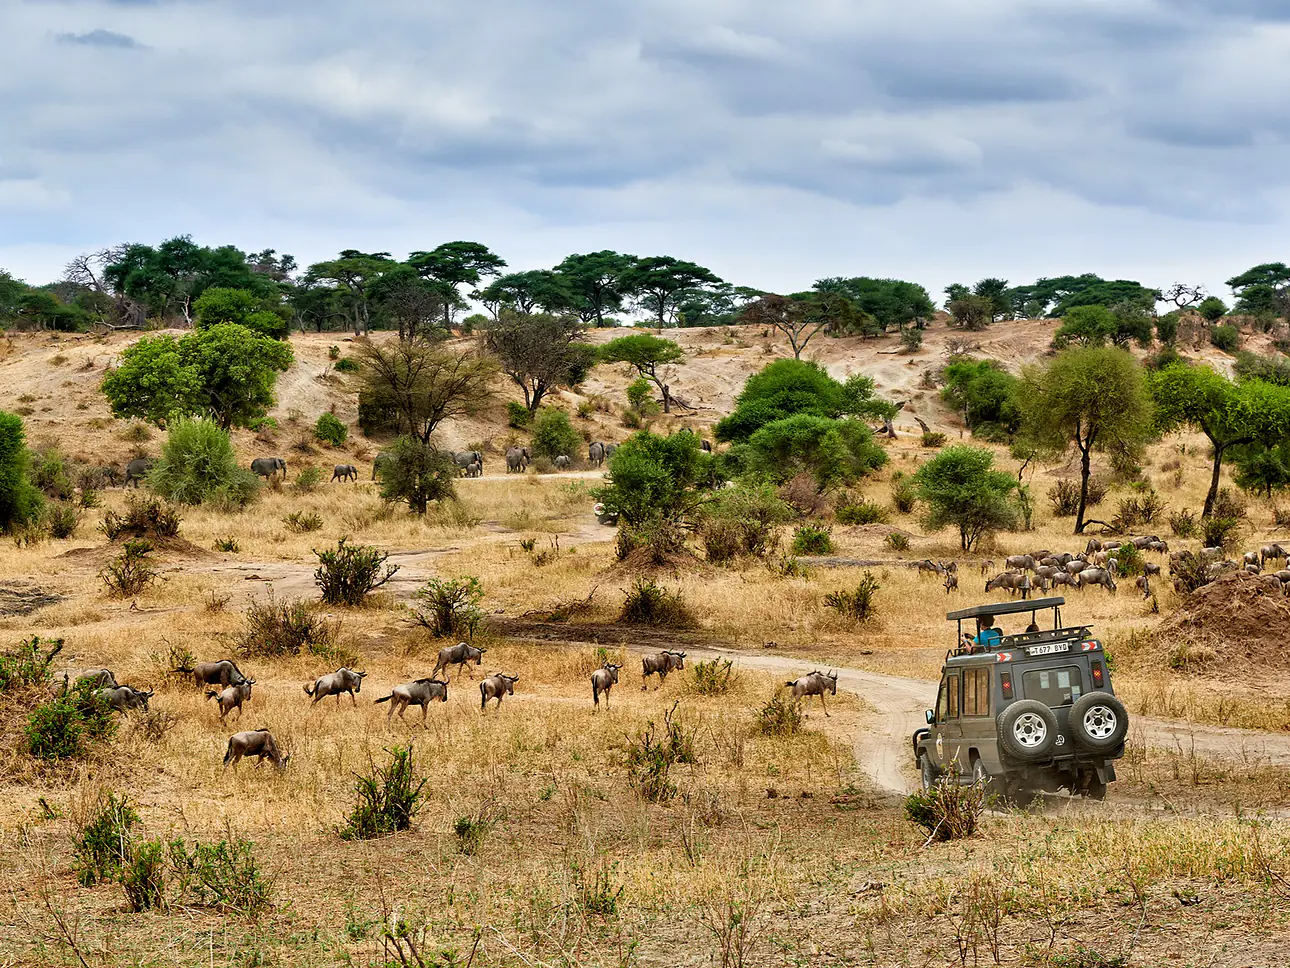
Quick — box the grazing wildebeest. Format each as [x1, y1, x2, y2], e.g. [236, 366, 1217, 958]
[223, 729, 289, 769]
[1085, 537, 1103, 554]
[206, 679, 254, 721]
[978, 559, 996, 577]
[250, 457, 287, 481]
[786, 670, 838, 716]
[1144, 562, 1162, 577]
[986, 573, 1032, 598]
[375, 678, 449, 724]
[944, 573, 959, 594]
[916, 559, 945, 577]
[1244, 551, 1261, 570]
[97, 684, 153, 712]
[331, 464, 358, 482]
[480, 673, 518, 711]
[178, 658, 247, 689]
[1065, 559, 1089, 575]
[431, 641, 486, 679]
[1079, 567, 1117, 593]
[372, 452, 394, 480]
[1134, 576, 1152, 598]
[1262, 543, 1287, 567]
[1050, 571, 1079, 588]
[303, 667, 367, 706]
[591, 663, 620, 709]
[641, 650, 686, 689]
[554, 455, 570, 470]
[1005, 554, 1035, 572]
[943, 561, 958, 575]
[123, 457, 154, 488]
[588, 441, 606, 467]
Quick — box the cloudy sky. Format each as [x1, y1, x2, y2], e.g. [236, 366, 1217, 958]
[3, 0, 1290, 303]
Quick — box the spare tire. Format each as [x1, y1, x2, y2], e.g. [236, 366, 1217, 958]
[1069, 692, 1128, 753]
[997, 700, 1059, 761]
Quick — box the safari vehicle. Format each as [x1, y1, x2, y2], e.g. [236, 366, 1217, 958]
[912, 596, 1128, 801]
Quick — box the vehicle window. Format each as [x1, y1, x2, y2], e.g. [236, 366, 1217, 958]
[946, 674, 959, 719]
[1021, 666, 1084, 707]
[936, 679, 949, 722]
[963, 668, 990, 716]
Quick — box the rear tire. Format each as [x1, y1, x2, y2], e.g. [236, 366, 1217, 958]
[919, 753, 939, 791]
[997, 700, 1059, 761]
[1082, 770, 1108, 800]
[1069, 692, 1129, 753]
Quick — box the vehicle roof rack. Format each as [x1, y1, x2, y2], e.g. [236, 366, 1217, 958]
[946, 597, 1065, 621]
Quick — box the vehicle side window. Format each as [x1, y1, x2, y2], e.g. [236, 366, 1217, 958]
[936, 679, 949, 722]
[946, 674, 959, 719]
[1021, 666, 1083, 707]
[963, 667, 990, 717]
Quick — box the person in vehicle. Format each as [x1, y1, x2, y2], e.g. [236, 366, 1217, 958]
[975, 615, 1002, 648]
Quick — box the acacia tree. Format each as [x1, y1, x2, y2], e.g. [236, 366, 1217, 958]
[622, 256, 723, 330]
[741, 294, 825, 359]
[408, 241, 506, 329]
[1149, 364, 1290, 516]
[479, 311, 591, 413]
[554, 251, 637, 326]
[367, 266, 447, 341]
[357, 339, 497, 443]
[598, 334, 686, 412]
[1019, 347, 1153, 533]
[473, 271, 575, 318]
[305, 250, 396, 336]
[912, 445, 1019, 551]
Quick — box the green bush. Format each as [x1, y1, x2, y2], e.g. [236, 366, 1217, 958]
[699, 481, 791, 562]
[149, 418, 259, 507]
[44, 502, 80, 539]
[885, 532, 910, 552]
[340, 745, 428, 841]
[1109, 542, 1144, 577]
[891, 473, 918, 514]
[0, 410, 44, 534]
[30, 448, 76, 500]
[920, 431, 947, 448]
[791, 524, 834, 555]
[453, 810, 495, 856]
[0, 636, 62, 693]
[101, 539, 159, 597]
[1209, 324, 1241, 353]
[745, 414, 887, 488]
[284, 510, 323, 533]
[313, 412, 348, 446]
[835, 501, 887, 525]
[75, 793, 139, 886]
[293, 465, 323, 493]
[689, 658, 736, 695]
[333, 356, 359, 373]
[99, 494, 182, 541]
[506, 400, 533, 429]
[626, 378, 659, 416]
[376, 436, 456, 515]
[1113, 490, 1166, 528]
[1202, 516, 1241, 550]
[625, 702, 696, 802]
[314, 537, 398, 606]
[900, 328, 923, 353]
[903, 777, 986, 841]
[823, 571, 881, 623]
[25, 681, 117, 760]
[168, 832, 273, 916]
[1169, 508, 1197, 538]
[328, 345, 341, 361]
[618, 579, 697, 628]
[409, 576, 485, 639]
[756, 693, 802, 736]
[531, 406, 581, 461]
[121, 839, 167, 911]
[237, 591, 340, 657]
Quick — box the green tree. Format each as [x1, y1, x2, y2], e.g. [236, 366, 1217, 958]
[473, 270, 575, 317]
[530, 407, 581, 461]
[740, 294, 827, 359]
[813, 277, 935, 331]
[366, 265, 448, 341]
[377, 436, 456, 514]
[104, 236, 278, 324]
[304, 250, 397, 336]
[973, 278, 1011, 321]
[178, 324, 294, 429]
[1019, 347, 1153, 533]
[408, 241, 506, 329]
[940, 360, 1021, 434]
[479, 310, 589, 413]
[593, 430, 713, 527]
[943, 283, 970, 304]
[1226, 263, 1290, 317]
[1149, 364, 1290, 516]
[1233, 440, 1290, 498]
[193, 287, 288, 338]
[357, 341, 497, 444]
[715, 359, 893, 442]
[948, 294, 994, 331]
[1052, 304, 1152, 349]
[598, 333, 687, 413]
[0, 411, 43, 533]
[1005, 274, 1159, 318]
[744, 414, 886, 487]
[101, 335, 205, 426]
[622, 256, 723, 329]
[150, 418, 259, 506]
[912, 445, 1019, 551]
[1197, 296, 1228, 322]
[553, 251, 637, 326]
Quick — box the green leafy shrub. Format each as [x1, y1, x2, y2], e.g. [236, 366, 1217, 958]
[100, 494, 182, 541]
[30, 448, 77, 501]
[121, 839, 167, 911]
[75, 792, 139, 886]
[333, 356, 359, 373]
[506, 401, 532, 429]
[1169, 508, 1197, 538]
[626, 378, 660, 416]
[44, 502, 80, 539]
[168, 832, 273, 916]
[0, 636, 62, 693]
[0, 409, 44, 533]
[293, 465, 323, 493]
[237, 591, 340, 657]
[903, 777, 986, 841]
[214, 536, 240, 553]
[835, 501, 887, 525]
[699, 481, 791, 563]
[531, 406, 581, 461]
[409, 576, 485, 639]
[891, 473, 918, 514]
[618, 579, 697, 628]
[314, 537, 398, 606]
[1209, 324, 1241, 353]
[1113, 489, 1166, 528]
[920, 431, 947, 447]
[625, 701, 696, 802]
[1202, 516, 1241, 550]
[885, 532, 910, 552]
[340, 745, 428, 841]
[328, 345, 341, 361]
[376, 436, 456, 515]
[1109, 542, 1144, 577]
[756, 693, 802, 736]
[284, 510, 323, 534]
[791, 524, 834, 555]
[149, 418, 260, 507]
[101, 539, 159, 597]
[689, 658, 736, 695]
[453, 810, 495, 856]
[25, 681, 116, 760]
[900, 328, 923, 353]
[823, 571, 880, 623]
[313, 412, 348, 446]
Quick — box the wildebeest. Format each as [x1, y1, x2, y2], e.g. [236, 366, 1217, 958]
[1144, 562, 1161, 577]
[1079, 567, 1117, 592]
[588, 441, 606, 467]
[591, 663, 620, 709]
[206, 679, 254, 721]
[916, 559, 945, 577]
[978, 559, 996, 577]
[430, 641, 486, 679]
[54, 668, 118, 693]
[1050, 571, 1079, 588]
[480, 673, 518, 710]
[1134, 575, 1152, 598]
[223, 729, 289, 769]
[1262, 543, 1287, 567]
[123, 457, 154, 488]
[331, 464, 358, 482]
[303, 667, 367, 706]
[1244, 551, 1261, 570]
[944, 573, 958, 594]
[554, 455, 570, 470]
[375, 678, 449, 724]
[986, 573, 1032, 598]
[178, 658, 247, 689]
[1005, 554, 1035, 572]
[641, 650, 686, 689]
[96, 684, 153, 712]
[250, 456, 287, 481]
[786, 670, 839, 716]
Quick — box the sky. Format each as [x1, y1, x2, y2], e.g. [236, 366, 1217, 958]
[3, 0, 1290, 304]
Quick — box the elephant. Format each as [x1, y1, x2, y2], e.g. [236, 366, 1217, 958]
[588, 441, 606, 467]
[554, 455, 570, 470]
[331, 464, 358, 482]
[250, 457, 287, 481]
[453, 451, 482, 477]
[505, 447, 530, 473]
[123, 457, 154, 488]
[372, 452, 394, 480]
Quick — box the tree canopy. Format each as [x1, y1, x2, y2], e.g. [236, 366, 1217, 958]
[553, 251, 637, 326]
[1006, 274, 1160, 318]
[598, 334, 686, 412]
[913, 445, 1019, 551]
[357, 340, 497, 443]
[813, 277, 935, 331]
[623, 256, 724, 329]
[1226, 263, 1290, 317]
[0, 410, 42, 533]
[593, 430, 714, 528]
[479, 310, 591, 413]
[715, 359, 893, 443]
[941, 360, 1021, 436]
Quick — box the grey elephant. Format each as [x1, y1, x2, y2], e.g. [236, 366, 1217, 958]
[554, 455, 570, 470]
[331, 464, 358, 482]
[505, 447, 530, 473]
[123, 457, 154, 488]
[453, 451, 482, 477]
[588, 441, 605, 467]
[372, 452, 394, 480]
[250, 457, 287, 481]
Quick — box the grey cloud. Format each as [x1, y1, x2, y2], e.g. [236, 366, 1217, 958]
[55, 29, 144, 48]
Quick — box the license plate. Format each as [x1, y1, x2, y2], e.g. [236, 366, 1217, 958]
[1027, 643, 1069, 656]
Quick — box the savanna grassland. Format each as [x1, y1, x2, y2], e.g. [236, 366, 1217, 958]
[3, 324, 1290, 967]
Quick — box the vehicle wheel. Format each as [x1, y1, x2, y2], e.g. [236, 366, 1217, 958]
[1069, 692, 1129, 753]
[996, 700, 1059, 761]
[1082, 770, 1108, 801]
[919, 753, 939, 791]
[1004, 777, 1040, 808]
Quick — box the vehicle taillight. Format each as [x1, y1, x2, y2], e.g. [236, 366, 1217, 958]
[1000, 672, 1013, 700]
[1092, 662, 1105, 688]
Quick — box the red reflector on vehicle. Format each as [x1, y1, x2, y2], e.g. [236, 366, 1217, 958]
[1081, 640, 1101, 652]
[1001, 673, 1013, 700]
[995, 651, 1013, 662]
[1092, 662, 1104, 687]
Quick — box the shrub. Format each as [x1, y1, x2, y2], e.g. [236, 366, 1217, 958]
[1169, 509, 1197, 538]
[626, 377, 658, 414]
[30, 448, 77, 501]
[890, 473, 918, 514]
[168, 832, 273, 916]
[121, 839, 167, 911]
[1170, 552, 1213, 594]
[214, 536, 240, 553]
[823, 571, 880, 623]
[293, 465, 323, 493]
[791, 524, 834, 555]
[314, 412, 348, 446]
[531, 406, 581, 461]
[453, 809, 496, 856]
[25, 681, 116, 760]
[1048, 478, 1109, 517]
[699, 481, 791, 561]
[1210, 324, 1241, 353]
[0, 409, 44, 533]
[900, 328, 923, 353]
[1275, 506, 1290, 529]
[377, 436, 456, 515]
[1202, 516, 1241, 550]
[314, 537, 398, 606]
[1211, 487, 1247, 522]
[339, 745, 428, 840]
[903, 777, 986, 841]
[885, 532, 910, 552]
[328, 345, 341, 360]
[101, 539, 159, 597]
[150, 418, 260, 507]
[777, 471, 831, 517]
[920, 430, 947, 447]
[74, 793, 139, 886]
[409, 576, 485, 639]
[237, 591, 340, 657]
[756, 693, 802, 736]
[284, 510, 323, 534]
[100, 494, 182, 541]
[689, 658, 736, 695]
[507, 400, 532, 429]
[700, 518, 742, 564]
[835, 501, 887, 525]
[625, 701, 696, 801]
[333, 356, 360, 373]
[120, 421, 153, 443]
[0, 635, 62, 693]
[1113, 489, 1166, 528]
[621, 408, 643, 429]
[1110, 542, 1144, 577]
[44, 502, 80, 539]
[618, 579, 697, 628]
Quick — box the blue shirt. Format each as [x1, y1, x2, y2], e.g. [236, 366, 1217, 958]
[975, 628, 1002, 647]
